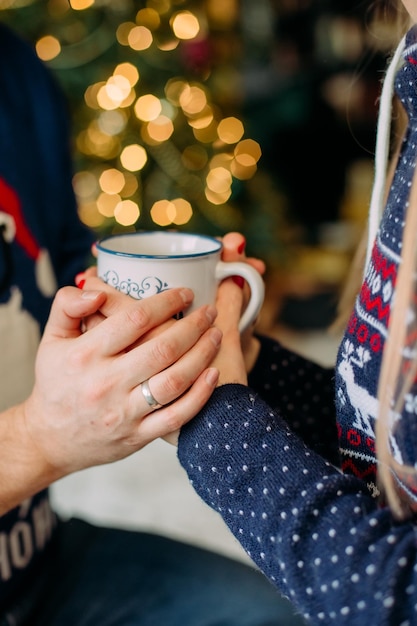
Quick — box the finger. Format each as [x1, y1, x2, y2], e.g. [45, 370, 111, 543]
[215, 278, 243, 330]
[44, 287, 107, 339]
[74, 266, 97, 288]
[133, 367, 219, 445]
[126, 318, 175, 351]
[80, 287, 195, 356]
[81, 311, 106, 333]
[83, 275, 194, 322]
[134, 325, 222, 409]
[118, 304, 218, 389]
[221, 232, 246, 262]
[221, 233, 266, 274]
[246, 256, 266, 275]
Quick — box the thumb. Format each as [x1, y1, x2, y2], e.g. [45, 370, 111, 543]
[221, 232, 246, 262]
[215, 278, 243, 329]
[44, 286, 107, 339]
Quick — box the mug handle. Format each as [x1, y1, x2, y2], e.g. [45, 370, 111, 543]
[215, 261, 265, 332]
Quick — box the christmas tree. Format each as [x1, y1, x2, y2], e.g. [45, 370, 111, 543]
[0, 0, 290, 267]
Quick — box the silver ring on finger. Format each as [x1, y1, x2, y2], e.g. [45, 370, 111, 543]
[140, 379, 162, 410]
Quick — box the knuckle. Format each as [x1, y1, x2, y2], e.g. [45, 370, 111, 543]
[192, 307, 211, 331]
[164, 288, 184, 309]
[66, 344, 92, 370]
[161, 370, 185, 396]
[151, 338, 178, 366]
[162, 405, 184, 432]
[53, 286, 69, 307]
[125, 304, 151, 330]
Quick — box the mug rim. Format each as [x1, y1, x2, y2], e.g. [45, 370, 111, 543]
[96, 231, 222, 259]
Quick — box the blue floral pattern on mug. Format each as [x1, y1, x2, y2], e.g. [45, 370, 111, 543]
[101, 270, 170, 299]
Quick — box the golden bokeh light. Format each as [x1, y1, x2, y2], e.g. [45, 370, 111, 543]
[217, 116, 244, 144]
[210, 153, 233, 169]
[179, 85, 207, 115]
[69, 0, 95, 9]
[72, 171, 98, 200]
[77, 123, 120, 158]
[205, 186, 232, 205]
[230, 139, 261, 180]
[114, 200, 140, 226]
[206, 167, 232, 193]
[171, 11, 200, 40]
[116, 22, 136, 46]
[165, 79, 188, 105]
[147, 0, 171, 15]
[98, 110, 127, 136]
[99, 168, 125, 195]
[192, 121, 218, 143]
[120, 172, 139, 197]
[119, 89, 136, 109]
[84, 82, 104, 109]
[78, 201, 105, 228]
[171, 198, 193, 225]
[136, 8, 160, 30]
[97, 192, 121, 218]
[186, 106, 214, 129]
[120, 144, 148, 171]
[97, 75, 132, 111]
[35, 35, 61, 61]
[114, 63, 139, 87]
[156, 38, 180, 52]
[150, 200, 176, 226]
[234, 138, 262, 162]
[128, 25, 153, 51]
[146, 116, 174, 142]
[231, 158, 257, 180]
[234, 153, 257, 167]
[134, 94, 162, 121]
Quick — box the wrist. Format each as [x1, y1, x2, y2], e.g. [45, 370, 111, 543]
[0, 401, 62, 515]
[243, 336, 261, 373]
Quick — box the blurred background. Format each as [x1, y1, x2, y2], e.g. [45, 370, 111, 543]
[0, 0, 399, 332]
[0, 0, 400, 559]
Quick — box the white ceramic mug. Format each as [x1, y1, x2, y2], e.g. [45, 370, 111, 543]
[96, 231, 264, 332]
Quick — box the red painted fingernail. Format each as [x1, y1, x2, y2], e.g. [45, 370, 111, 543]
[237, 241, 246, 254]
[75, 272, 85, 287]
[232, 276, 244, 288]
[77, 279, 86, 290]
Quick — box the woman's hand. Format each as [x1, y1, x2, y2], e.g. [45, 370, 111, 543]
[220, 232, 264, 373]
[22, 285, 221, 478]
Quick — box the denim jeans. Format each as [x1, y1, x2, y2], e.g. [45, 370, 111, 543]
[13, 518, 307, 626]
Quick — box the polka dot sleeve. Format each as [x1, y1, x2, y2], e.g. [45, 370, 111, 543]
[178, 385, 417, 625]
[249, 335, 339, 465]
